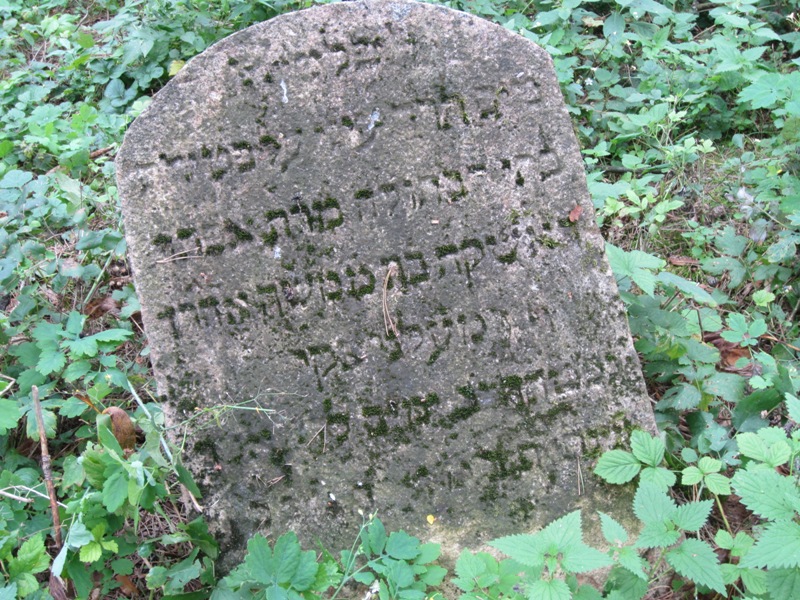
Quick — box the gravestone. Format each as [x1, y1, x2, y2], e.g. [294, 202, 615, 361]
[117, 0, 656, 568]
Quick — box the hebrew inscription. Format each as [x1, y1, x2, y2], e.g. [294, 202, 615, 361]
[117, 0, 655, 567]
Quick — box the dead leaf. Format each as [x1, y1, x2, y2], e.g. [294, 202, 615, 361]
[568, 204, 583, 222]
[668, 255, 699, 266]
[114, 574, 138, 597]
[84, 296, 120, 319]
[102, 407, 136, 451]
[703, 332, 758, 375]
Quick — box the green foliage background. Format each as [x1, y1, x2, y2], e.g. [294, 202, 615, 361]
[1, 0, 799, 598]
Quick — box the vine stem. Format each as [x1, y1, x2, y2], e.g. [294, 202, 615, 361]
[32, 385, 62, 549]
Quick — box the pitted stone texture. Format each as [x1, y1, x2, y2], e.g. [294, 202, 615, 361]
[117, 0, 655, 569]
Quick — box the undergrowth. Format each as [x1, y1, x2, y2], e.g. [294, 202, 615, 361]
[1, 0, 798, 598]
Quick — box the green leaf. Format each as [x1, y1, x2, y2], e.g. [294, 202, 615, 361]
[636, 520, 680, 549]
[656, 272, 717, 306]
[598, 512, 628, 545]
[25, 406, 56, 439]
[147, 566, 168, 589]
[741, 566, 768, 596]
[366, 518, 387, 555]
[272, 532, 302, 584]
[246, 535, 274, 584]
[454, 551, 487, 589]
[562, 543, 614, 573]
[420, 564, 447, 586]
[733, 468, 800, 521]
[630, 430, 664, 467]
[36, 347, 66, 375]
[616, 547, 648, 580]
[767, 567, 800, 598]
[672, 500, 712, 532]
[415, 542, 440, 564]
[603, 12, 625, 45]
[489, 534, 542, 567]
[103, 469, 129, 512]
[79, 541, 103, 563]
[528, 577, 571, 600]
[786, 393, 800, 423]
[681, 466, 703, 486]
[386, 531, 420, 560]
[65, 336, 98, 358]
[665, 539, 725, 593]
[633, 483, 676, 525]
[704, 473, 731, 496]
[737, 430, 791, 467]
[638, 466, 676, 490]
[0, 583, 18, 600]
[742, 522, 800, 569]
[606, 244, 665, 297]
[594, 450, 641, 484]
[8, 534, 49, 576]
[0, 399, 20, 434]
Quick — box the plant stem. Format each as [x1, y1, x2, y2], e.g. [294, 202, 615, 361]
[714, 493, 732, 535]
[32, 385, 63, 549]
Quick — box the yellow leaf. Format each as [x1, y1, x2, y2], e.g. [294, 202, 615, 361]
[426, 514, 436, 524]
[169, 60, 185, 76]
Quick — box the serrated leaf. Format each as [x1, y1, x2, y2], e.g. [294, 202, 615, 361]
[489, 534, 543, 567]
[697, 456, 722, 473]
[9, 534, 49, 575]
[386, 531, 420, 560]
[420, 564, 447, 586]
[785, 393, 800, 423]
[635, 521, 680, 549]
[540, 511, 583, 550]
[272, 532, 302, 584]
[733, 468, 800, 521]
[672, 500, 712, 532]
[742, 521, 800, 569]
[767, 567, 800, 598]
[638, 466, 676, 490]
[79, 541, 102, 563]
[666, 539, 725, 594]
[102, 469, 129, 512]
[415, 542, 440, 564]
[681, 466, 703, 486]
[594, 450, 641, 484]
[0, 399, 20, 434]
[681, 447, 698, 463]
[454, 551, 486, 589]
[366, 518, 387, 555]
[616, 547, 647, 580]
[65, 336, 98, 358]
[562, 543, 614, 573]
[606, 244, 664, 297]
[246, 535, 274, 584]
[598, 512, 628, 545]
[741, 567, 767, 595]
[527, 577, 571, 600]
[630, 430, 664, 467]
[292, 551, 319, 591]
[633, 482, 676, 525]
[704, 473, 731, 496]
[737, 431, 791, 467]
[36, 347, 66, 375]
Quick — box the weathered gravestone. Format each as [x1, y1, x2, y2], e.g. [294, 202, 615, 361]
[117, 0, 656, 568]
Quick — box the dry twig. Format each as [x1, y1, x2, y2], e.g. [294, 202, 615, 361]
[32, 385, 63, 549]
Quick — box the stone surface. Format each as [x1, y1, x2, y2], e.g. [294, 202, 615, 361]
[117, 0, 655, 568]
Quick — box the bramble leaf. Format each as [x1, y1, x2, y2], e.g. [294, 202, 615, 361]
[638, 466, 676, 490]
[594, 450, 641, 484]
[0, 399, 20, 434]
[767, 567, 800, 598]
[102, 469, 129, 512]
[630, 430, 664, 467]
